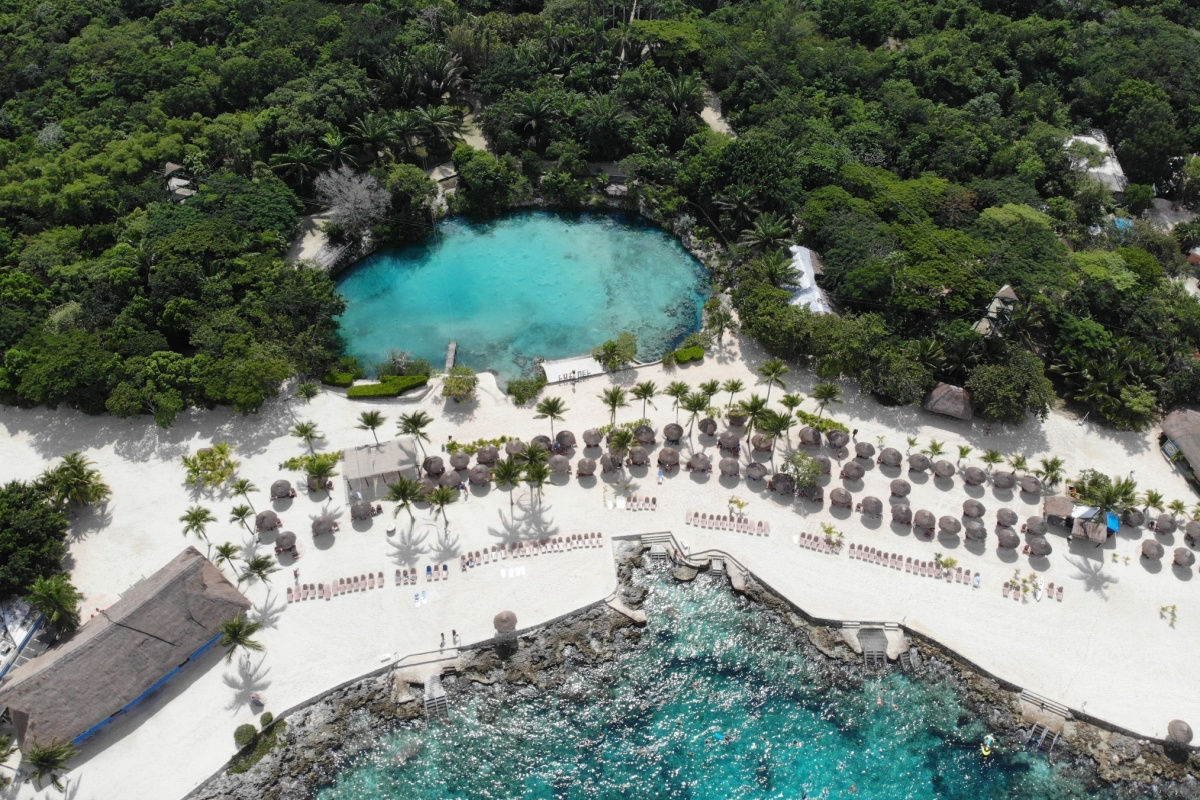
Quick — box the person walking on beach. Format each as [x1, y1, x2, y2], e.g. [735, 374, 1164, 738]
[440, 632, 446, 649]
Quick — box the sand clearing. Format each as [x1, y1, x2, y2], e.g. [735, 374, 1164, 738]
[0, 330, 1196, 798]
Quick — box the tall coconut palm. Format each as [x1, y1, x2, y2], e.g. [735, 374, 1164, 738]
[492, 458, 523, 510]
[608, 428, 635, 468]
[231, 478, 257, 513]
[1141, 489, 1165, 514]
[524, 460, 551, 505]
[1076, 473, 1137, 531]
[37, 452, 110, 510]
[511, 92, 561, 149]
[356, 410, 387, 445]
[664, 381, 690, 420]
[26, 574, 82, 639]
[385, 476, 424, 521]
[398, 410, 434, 458]
[736, 393, 769, 439]
[956, 445, 973, 464]
[219, 613, 264, 662]
[1008, 454, 1029, 473]
[599, 386, 628, 426]
[1168, 499, 1188, 518]
[923, 439, 946, 457]
[25, 741, 75, 791]
[427, 484, 457, 525]
[1036, 456, 1065, 488]
[513, 442, 548, 468]
[534, 396, 569, 437]
[681, 391, 710, 440]
[698, 380, 721, 403]
[757, 358, 789, 402]
[180, 505, 216, 542]
[305, 455, 339, 494]
[753, 249, 801, 290]
[738, 212, 791, 254]
[270, 142, 321, 186]
[757, 409, 793, 465]
[315, 129, 357, 168]
[723, 379, 745, 408]
[290, 421, 322, 454]
[811, 383, 842, 419]
[981, 449, 1004, 471]
[213, 542, 241, 575]
[240, 555, 280, 585]
[229, 504, 254, 537]
[631, 381, 658, 420]
[350, 111, 397, 161]
[414, 105, 465, 157]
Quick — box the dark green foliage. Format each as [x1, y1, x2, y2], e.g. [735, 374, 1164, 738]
[259, 712, 274, 729]
[506, 372, 548, 405]
[0, 481, 70, 601]
[672, 346, 705, 364]
[233, 724, 258, 749]
[345, 375, 428, 398]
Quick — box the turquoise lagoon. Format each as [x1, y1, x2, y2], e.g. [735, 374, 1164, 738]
[317, 573, 1117, 800]
[335, 212, 709, 381]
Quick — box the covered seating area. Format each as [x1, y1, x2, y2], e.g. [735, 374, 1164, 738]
[342, 440, 407, 498]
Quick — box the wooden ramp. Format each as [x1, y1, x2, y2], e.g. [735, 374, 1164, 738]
[423, 674, 449, 719]
[857, 627, 889, 670]
[444, 340, 457, 372]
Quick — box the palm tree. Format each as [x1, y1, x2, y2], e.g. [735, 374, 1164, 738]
[398, 411, 434, 458]
[492, 458, 523, 510]
[723, 379, 745, 408]
[26, 574, 82, 638]
[213, 542, 241, 575]
[513, 442, 548, 468]
[631, 381, 658, 419]
[779, 392, 803, 415]
[511, 92, 561, 149]
[1036, 457, 1065, 489]
[608, 428, 635, 468]
[737, 212, 791, 253]
[290, 421, 322, 454]
[1008, 454, 1029, 473]
[180, 505, 216, 542]
[414, 105, 465, 156]
[757, 410, 793, 464]
[680, 391, 710, 439]
[428, 484, 457, 525]
[240, 555, 280, 585]
[981, 449, 1004, 471]
[1076, 474, 1137, 529]
[306, 455, 338, 494]
[956, 445, 973, 464]
[923, 439, 946, 457]
[811, 383, 842, 419]
[231, 478, 257, 513]
[315, 129, 356, 168]
[599, 386, 628, 426]
[1141, 489, 1165, 514]
[350, 111, 397, 161]
[1168, 499, 1188, 518]
[905, 436, 919, 452]
[697, 380, 721, 402]
[38, 452, 111, 510]
[219, 613, 264, 662]
[534, 396, 569, 437]
[26, 741, 75, 791]
[757, 358, 790, 402]
[229, 504, 254, 537]
[664, 381, 690, 420]
[356, 410, 387, 445]
[753, 249, 801, 290]
[270, 142, 321, 185]
[385, 476, 424, 521]
[524, 460, 551, 505]
[295, 381, 320, 403]
[737, 393, 769, 439]
[577, 93, 630, 160]
[704, 304, 737, 347]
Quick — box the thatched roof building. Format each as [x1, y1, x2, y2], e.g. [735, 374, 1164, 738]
[342, 440, 406, 494]
[923, 382, 973, 421]
[1162, 409, 1200, 477]
[2, 547, 249, 751]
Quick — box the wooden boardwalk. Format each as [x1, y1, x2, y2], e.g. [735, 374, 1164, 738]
[444, 340, 457, 372]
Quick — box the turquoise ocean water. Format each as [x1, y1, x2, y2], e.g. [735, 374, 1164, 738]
[317, 573, 1116, 800]
[335, 212, 709, 382]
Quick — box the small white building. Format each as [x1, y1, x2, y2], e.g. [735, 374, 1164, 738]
[1065, 131, 1127, 195]
[786, 245, 833, 315]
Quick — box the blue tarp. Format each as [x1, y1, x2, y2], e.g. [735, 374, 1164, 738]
[1107, 511, 1119, 533]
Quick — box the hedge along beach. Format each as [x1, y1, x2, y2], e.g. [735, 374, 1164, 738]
[0, 326, 1197, 799]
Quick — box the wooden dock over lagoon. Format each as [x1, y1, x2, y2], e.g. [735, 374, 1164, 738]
[445, 340, 457, 372]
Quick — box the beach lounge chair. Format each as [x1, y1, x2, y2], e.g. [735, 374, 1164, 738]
[442, 564, 448, 578]
[426, 565, 433, 581]
[361, 573, 368, 589]
[286, 587, 294, 603]
[324, 584, 332, 600]
[651, 498, 658, 511]
[955, 567, 962, 583]
[1003, 583, 1010, 598]
[972, 573, 981, 589]
[378, 571, 385, 586]
[395, 570, 402, 586]
[1057, 585, 1063, 601]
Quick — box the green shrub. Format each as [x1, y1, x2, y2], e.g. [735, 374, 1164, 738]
[346, 375, 428, 398]
[661, 351, 676, 370]
[259, 712, 274, 729]
[673, 346, 705, 364]
[229, 721, 286, 775]
[793, 409, 849, 433]
[322, 372, 356, 387]
[322, 356, 363, 387]
[234, 724, 258, 749]
[506, 372, 547, 405]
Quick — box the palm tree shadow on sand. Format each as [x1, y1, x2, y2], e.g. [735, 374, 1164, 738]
[251, 589, 286, 630]
[488, 500, 560, 546]
[1065, 555, 1119, 601]
[222, 655, 271, 712]
[389, 527, 431, 565]
[431, 530, 461, 562]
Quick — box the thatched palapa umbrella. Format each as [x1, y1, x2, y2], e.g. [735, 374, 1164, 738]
[658, 447, 680, 469]
[419, 476, 437, 495]
[1025, 516, 1048, 535]
[962, 499, 985, 518]
[746, 462, 768, 481]
[914, 509, 935, 530]
[476, 445, 499, 465]
[938, 516, 962, 535]
[506, 439, 525, 455]
[718, 431, 740, 453]
[751, 434, 773, 452]
[830, 487, 852, 507]
[878, 447, 902, 467]
[439, 471, 460, 488]
[493, 610, 518, 634]
[582, 429, 603, 447]
[1156, 514, 1178, 535]
[629, 446, 649, 466]
[1027, 535, 1052, 556]
[599, 454, 619, 472]
[1019, 474, 1041, 494]
[996, 527, 1019, 549]
[719, 457, 740, 477]
[423, 455, 445, 476]
[840, 460, 864, 480]
[799, 427, 821, 446]
[996, 508, 1018, 527]
[576, 457, 597, 477]
[549, 454, 571, 474]
[964, 519, 986, 541]
[1185, 520, 1200, 547]
[814, 455, 831, 475]
[312, 515, 336, 536]
[469, 465, 492, 486]
[663, 423, 684, 443]
[276, 530, 297, 550]
[889, 478, 911, 497]
[698, 418, 717, 436]
[933, 459, 955, 478]
[963, 467, 987, 486]
[770, 473, 796, 495]
[1167, 720, 1193, 746]
[531, 435, 552, 452]
[854, 441, 875, 460]
[449, 451, 470, 471]
[634, 425, 656, 446]
[270, 479, 293, 499]
[687, 452, 712, 473]
[1141, 539, 1164, 559]
[1122, 508, 1145, 527]
[1174, 547, 1195, 567]
[992, 471, 1016, 490]
[255, 509, 280, 531]
[556, 430, 576, 450]
[908, 453, 930, 472]
[891, 504, 913, 525]
[826, 429, 850, 449]
[350, 501, 373, 520]
[727, 411, 746, 427]
[860, 496, 883, 517]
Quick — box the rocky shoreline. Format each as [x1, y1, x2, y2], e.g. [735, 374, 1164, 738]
[189, 543, 1197, 799]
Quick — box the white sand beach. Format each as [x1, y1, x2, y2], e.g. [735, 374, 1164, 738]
[1, 331, 1197, 799]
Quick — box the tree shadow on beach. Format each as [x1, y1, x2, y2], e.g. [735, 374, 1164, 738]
[389, 526, 431, 565]
[487, 500, 560, 545]
[252, 589, 286, 630]
[68, 503, 113, 542]
[431, 530, 461, 562]
[1064, 555, 1118, 600]
[222, 655, 272, 713]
